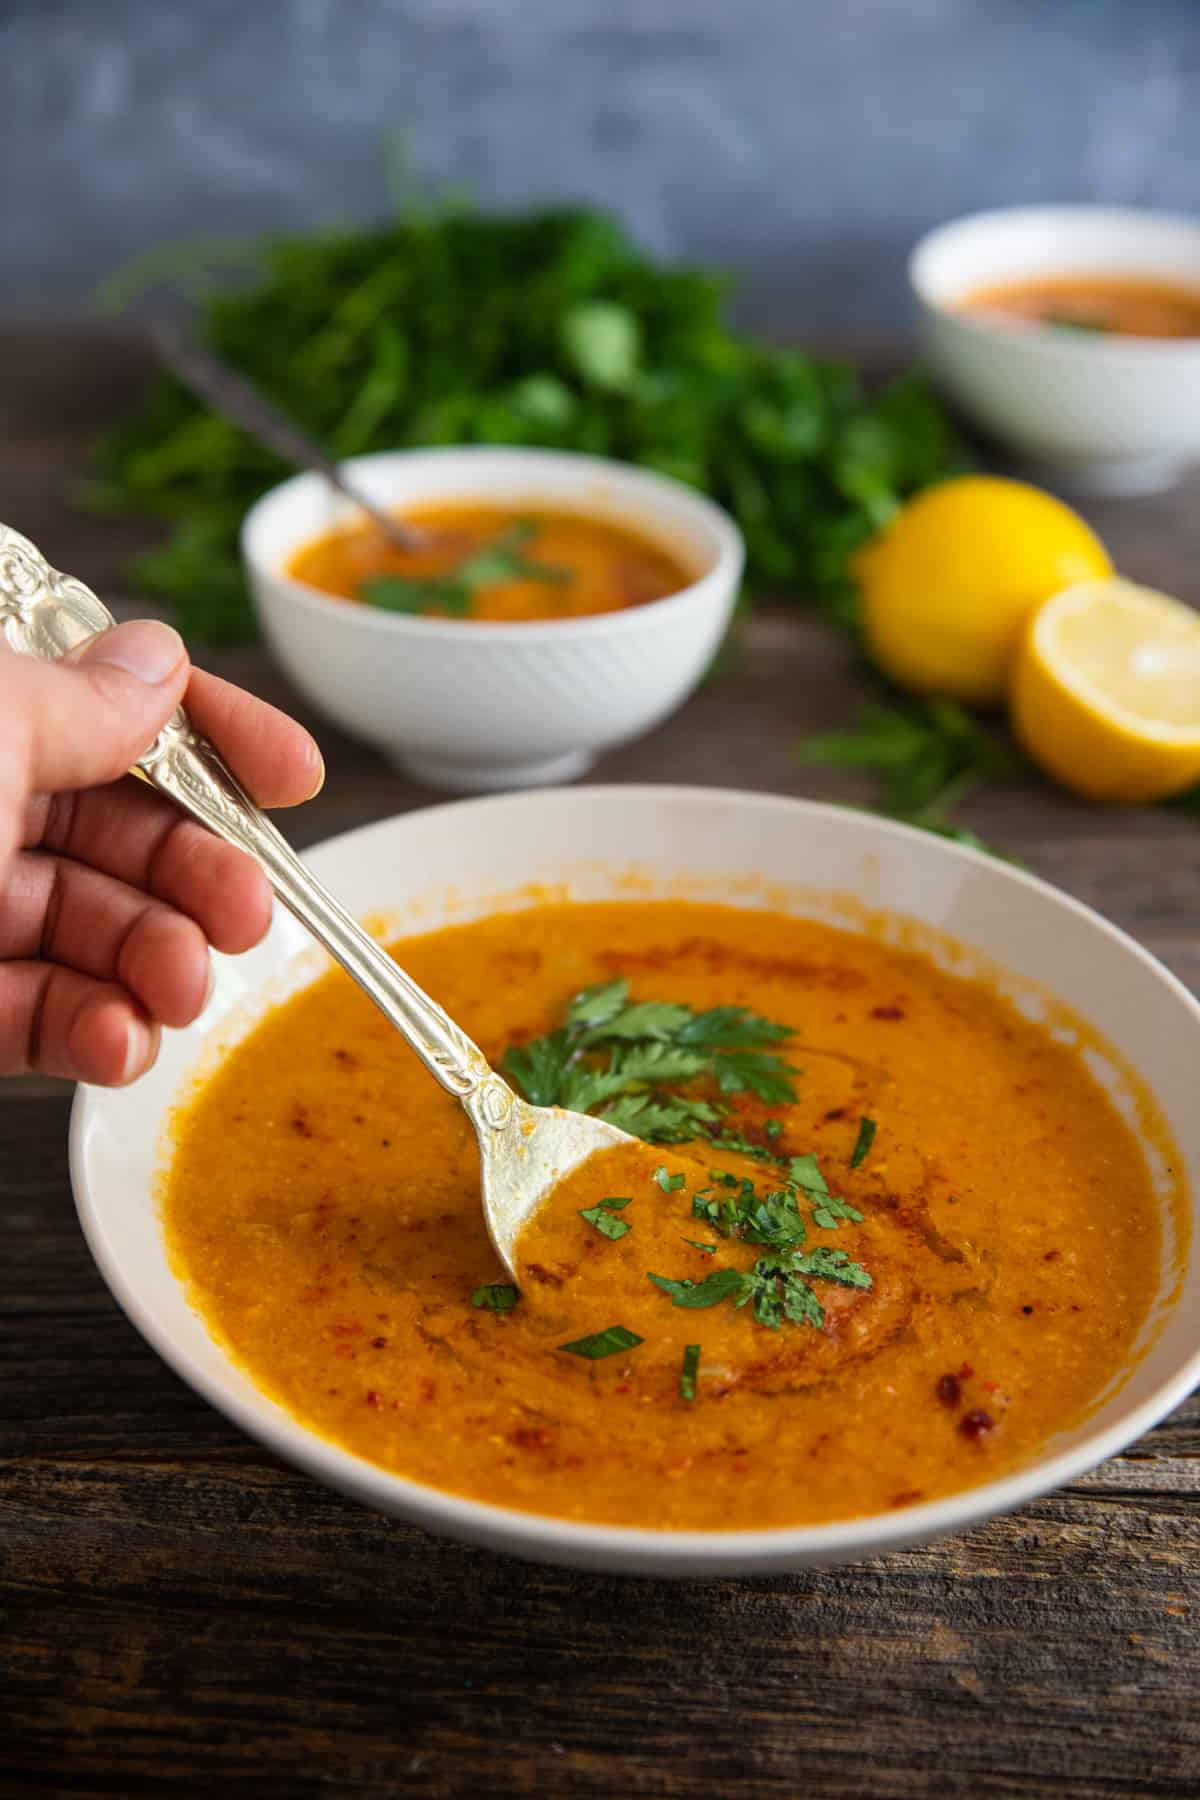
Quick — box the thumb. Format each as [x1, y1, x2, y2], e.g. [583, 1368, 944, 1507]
[12, 620, 191, 795]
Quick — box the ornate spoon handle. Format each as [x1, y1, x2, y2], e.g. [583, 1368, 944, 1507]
[0, 522, 498, 1110]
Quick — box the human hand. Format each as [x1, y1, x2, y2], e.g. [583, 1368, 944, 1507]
[1, 619, 323, 1084]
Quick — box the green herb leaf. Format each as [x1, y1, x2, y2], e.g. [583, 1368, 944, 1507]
[680, 1342, 701, 1402]
[471, 1283, 519, 1313]
[359, 573, 472, 616]
[579, 1198, 633, 1240]
[788, 1153, 829, 1196]
[713, 1049, 800, 1105]
[560, 300, 641, 392]
[654, 1166, 686, 1193]
[502, 1032, 572, 1107]
[791, 1247, 872, 1288]
[850, 1117, 877, 1168]
[585, 1001, 695, 1043]
[558, 1324, 644, 1359]
[599, 1093, 723, 1143]
[674, 1006, 793, 1050]
[684, 1239, 717, 1254]
[566, 978, 630, 1030]
[811, 1193, 865, 1230]
[648, 1268, 750, 1309]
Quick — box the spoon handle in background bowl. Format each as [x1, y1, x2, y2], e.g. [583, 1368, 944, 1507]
[148, 320, 426, 553]
[0, 521, 507, 1118]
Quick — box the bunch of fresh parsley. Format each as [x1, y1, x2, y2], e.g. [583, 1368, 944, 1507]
[502, 976, 799, 1144]
[87, 202, 954, 642]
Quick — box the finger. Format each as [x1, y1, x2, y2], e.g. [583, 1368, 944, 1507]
[183, 668, 324, 808]
[0, 850, 212, 1028]
[0, 962, 160, 1084]
[29, 780, 273, 955]
[5, 622, 189, 795]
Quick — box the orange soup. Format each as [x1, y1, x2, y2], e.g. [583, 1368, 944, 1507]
[163, 901, 1172, 1531]
[962, 272, 1200, 339]
[288, 504, 691, 623]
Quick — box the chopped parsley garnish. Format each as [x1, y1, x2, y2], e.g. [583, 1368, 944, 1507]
[361, 520, 572, 617]
[765, 1119, 783, 1140]
[654, 1166, 685, 1193]
[684, 1239, 717, 1254]
[850, 1117, 877, 1168]
[579, 1197, 632, 1240]
[680, 1343, 701, 1402]
[502, 976, 799, 1145]
[811, 1193, 865, 1230]
[650, 1245, 871, 1332]
[558, 1324, 644, 1359]
[471, 1283, 519, 1313]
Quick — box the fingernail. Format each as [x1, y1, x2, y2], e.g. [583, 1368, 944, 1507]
[80, 619, 185, 685]
[201, 958, 215, 1012]
[305, 748, 327, 801]
[121, 1017, 151, 1084]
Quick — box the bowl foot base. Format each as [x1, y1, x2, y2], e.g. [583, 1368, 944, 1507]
[391, 748, 595, 792]
[1014, 452, 1189, 499]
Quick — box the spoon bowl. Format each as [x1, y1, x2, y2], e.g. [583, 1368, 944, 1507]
[0, 520, 633, 1277]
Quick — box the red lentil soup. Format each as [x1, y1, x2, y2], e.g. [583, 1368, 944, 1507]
[287, 504, 691, 623]
[961, 273, 1200, 339]
[163, 900, 1170, 1531]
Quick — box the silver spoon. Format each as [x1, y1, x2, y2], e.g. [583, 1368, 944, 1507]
[149, 320, 428, 554]
[0, 522, 629, 1278]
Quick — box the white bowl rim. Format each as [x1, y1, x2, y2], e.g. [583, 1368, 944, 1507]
[909, 204, 1200, 362]
[68, 786, 1200, 1573]
[240, 445, 745, 644]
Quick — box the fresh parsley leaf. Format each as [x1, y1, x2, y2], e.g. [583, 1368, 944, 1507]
[579, 1199, 632, 1240]
[648, 1268, 750, 1309]
[850, 1117, 877, 1168]
[788, 1153, 829, 1196]
[566, 978, 630, 1031]
[792, 1247, 872, 1288]
[811, 1193, 865, 1230]
[502, 1032, 571, 1107]
[654, 1166, 686, 1193]
[680, 1342, 701, 1402]
[599, 1094, 722, 1142]
[708, 1130, 787, 1166]
[585, 1001, 695, 1043]
[558, 1324, 644, 1359]
[674, 1006, 793, 1050]
[684, 1239, 717, 1254]
[359, 573, 473, 616]
[713, 1049, 800, 1105]
[796, 698, 1017, 858]
[471, 1283, 519, 1313]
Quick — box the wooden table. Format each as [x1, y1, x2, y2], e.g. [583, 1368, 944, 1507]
[3, 330, 1199, 1798]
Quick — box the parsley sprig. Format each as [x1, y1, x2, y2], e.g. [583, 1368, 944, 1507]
[360, 519, 571, 617]
[796, 697, 1018, 856]
[503, 977, 799, 1144]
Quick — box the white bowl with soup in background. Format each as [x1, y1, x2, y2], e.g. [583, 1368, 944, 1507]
[910, 206, 1200, 495]
[241, 447, 743, 792]
[69, 788, 1200, 1578]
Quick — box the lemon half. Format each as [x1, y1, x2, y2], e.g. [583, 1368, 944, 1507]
[1011, 578, 1200, 803]
[857, 476, 1112, 705]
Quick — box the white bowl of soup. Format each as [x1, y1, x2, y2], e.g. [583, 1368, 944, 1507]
[241, 448, 742, 791]
[910, 206, 1200, 495]
[70, 788, 1200, 1577]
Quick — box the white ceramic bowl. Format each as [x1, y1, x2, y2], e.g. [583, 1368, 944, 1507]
[70, 788, 1200, 1578]
[910, 205, 1200, 495]
[241, 448, 742, 791]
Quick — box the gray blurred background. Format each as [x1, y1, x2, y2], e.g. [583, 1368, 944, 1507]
[4, 0, 1197, 334]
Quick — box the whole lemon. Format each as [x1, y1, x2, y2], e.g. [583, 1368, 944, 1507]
[856, 475, 1112, 706]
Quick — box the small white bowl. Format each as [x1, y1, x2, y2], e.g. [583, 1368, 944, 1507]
[70, 788, 1200, 1578]
[910, 205, 1200, 495]
[241, 448, 743, 791]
